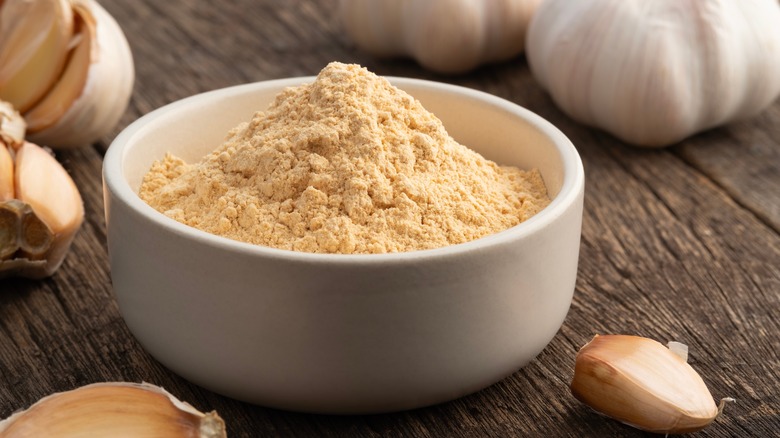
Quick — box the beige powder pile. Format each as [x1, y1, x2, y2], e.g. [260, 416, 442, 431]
[140, 62, 550, 254]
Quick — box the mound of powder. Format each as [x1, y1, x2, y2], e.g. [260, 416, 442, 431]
[139, 62, 550, 254]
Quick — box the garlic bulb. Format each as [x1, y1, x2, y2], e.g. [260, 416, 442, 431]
[571, 335, 733, 434]
[1, 108, 84, 279]
[340, 0, 542, 74]
[0, 0, 134, 149]
[0, 382, 227, 438]
[526, 0, 780, 147]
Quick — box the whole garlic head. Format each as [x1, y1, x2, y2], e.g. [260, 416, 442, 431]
[340, 0, 542, 74]
[526, 0, 780, 147]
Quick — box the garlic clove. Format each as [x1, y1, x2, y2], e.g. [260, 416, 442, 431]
[0, 0, 74, 113]
[0, 141, 84, 278]
[571, 334, 728, 434]
[23, 10, 92, 133]
[1, 102, 81, 277]
[0, 100, 26, 149]
[0, 144, 13, 201]
[0, 382, 227, 438]
[25, 0, 135, 148]
[14, 142, 83, 238]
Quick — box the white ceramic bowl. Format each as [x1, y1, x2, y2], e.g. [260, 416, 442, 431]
[103, 77, 584, 414]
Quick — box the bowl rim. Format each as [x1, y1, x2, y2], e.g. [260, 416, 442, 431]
[104, 76, 584, 265]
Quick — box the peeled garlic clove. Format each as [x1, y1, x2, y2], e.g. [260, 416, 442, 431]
[0, 101, 26, 149]
[0, 0, 74, 113]
[25, 0, 135, 148]
[571, 334, 730, 434]
[0, 142, 84, 278]
[0, 382, 227, 438]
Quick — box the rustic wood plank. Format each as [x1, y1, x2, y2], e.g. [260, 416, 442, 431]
[676, 105, 780, 232]
[1, 0, 778, 437]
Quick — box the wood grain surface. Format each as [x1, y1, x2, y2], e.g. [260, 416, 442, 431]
[1, 1, 778, 437]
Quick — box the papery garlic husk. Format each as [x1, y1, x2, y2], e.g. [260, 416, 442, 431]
[0, 382, 227, 438]
[0, 141, 84, 278]
[526, 0, 780, 147]
[0, 101, 26, 149]
[571, 335, 732, 434]
[0, 0, 134, 149]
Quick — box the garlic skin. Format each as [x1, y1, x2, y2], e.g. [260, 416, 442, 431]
[340, 0, 542, 74]
[571, 335, 728, 434]
[0, 0, 134, 149]
[526, 0, 780, 147]
[0, 108, 19, 202]
[0, 101, 26, 149]
[0, 382, 227, 438]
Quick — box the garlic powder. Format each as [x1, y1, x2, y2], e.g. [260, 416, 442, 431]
[139, 63, 550, 254]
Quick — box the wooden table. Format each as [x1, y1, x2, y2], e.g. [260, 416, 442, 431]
[2, 1, 778, 436]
